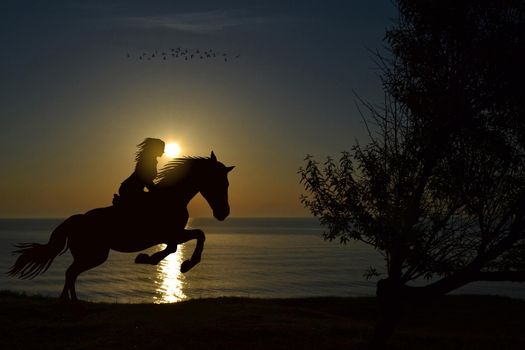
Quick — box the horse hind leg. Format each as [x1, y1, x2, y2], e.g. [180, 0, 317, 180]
[60, 249, 109, 302]
[61, 263, 80, 301]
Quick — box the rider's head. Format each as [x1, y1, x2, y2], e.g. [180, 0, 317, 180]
[136, 138, 165, 161]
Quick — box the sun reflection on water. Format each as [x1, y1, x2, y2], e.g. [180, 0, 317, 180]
[154, 244, 187, 303]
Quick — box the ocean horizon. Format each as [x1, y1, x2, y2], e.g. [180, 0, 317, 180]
[1, 217, 524, 303]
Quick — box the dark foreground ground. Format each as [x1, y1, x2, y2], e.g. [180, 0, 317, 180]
[0, 291, 524, 349]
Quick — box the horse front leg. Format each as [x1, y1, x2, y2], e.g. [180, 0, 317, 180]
[179, 229, 206, 273]
[135, 244, 177, 265]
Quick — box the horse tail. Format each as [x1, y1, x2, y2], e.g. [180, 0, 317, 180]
[8, 214, 83, 279]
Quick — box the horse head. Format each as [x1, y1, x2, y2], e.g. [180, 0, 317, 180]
[199, 151, 234, 221]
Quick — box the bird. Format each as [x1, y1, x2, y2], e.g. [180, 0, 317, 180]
[128, 47, 240, 64]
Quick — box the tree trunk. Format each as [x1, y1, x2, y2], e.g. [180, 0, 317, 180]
[368, 273, 477, 348]
[368, 278, 403, 349]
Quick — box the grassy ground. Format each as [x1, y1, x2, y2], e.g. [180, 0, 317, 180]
[0, 291, 524, 349]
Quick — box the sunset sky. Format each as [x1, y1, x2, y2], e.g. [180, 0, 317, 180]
[0, 1, 396, 218]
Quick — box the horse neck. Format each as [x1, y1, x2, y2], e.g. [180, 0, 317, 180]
[163, 176, 201, 206]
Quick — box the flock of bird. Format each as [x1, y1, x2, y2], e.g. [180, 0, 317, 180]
[126, 47, 240, 63]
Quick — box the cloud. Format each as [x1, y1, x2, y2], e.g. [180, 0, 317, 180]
[124, 10, 283, 34]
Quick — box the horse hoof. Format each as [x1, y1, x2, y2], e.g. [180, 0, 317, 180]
[135, 253, 151, 264]
[180, 260, 193, 273]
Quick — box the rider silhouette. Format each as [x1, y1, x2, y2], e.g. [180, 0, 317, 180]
[113, 138, 165, 206]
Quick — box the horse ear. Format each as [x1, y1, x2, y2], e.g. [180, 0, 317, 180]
[210, 151, 217, 161]
[226, 166, 235, 173]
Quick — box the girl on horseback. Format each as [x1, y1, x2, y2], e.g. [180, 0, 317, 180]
[113, 138, 165, 205]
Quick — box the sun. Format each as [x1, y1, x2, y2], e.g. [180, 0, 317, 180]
[164, 143, 181, 158]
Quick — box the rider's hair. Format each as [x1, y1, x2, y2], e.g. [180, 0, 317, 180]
[135, 138, 165, 162]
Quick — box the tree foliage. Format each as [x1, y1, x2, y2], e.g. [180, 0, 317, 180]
[299, 0, 525, 300]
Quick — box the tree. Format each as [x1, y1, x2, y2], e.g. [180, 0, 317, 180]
[299, 0, 525, 346]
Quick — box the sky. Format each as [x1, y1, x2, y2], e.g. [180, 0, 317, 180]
[0, 0, 397, 218]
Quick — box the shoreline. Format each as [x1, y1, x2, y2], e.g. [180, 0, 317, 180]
[1, 290, 524, 349]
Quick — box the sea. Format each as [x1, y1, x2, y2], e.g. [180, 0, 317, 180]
[0, 218, 523, 303]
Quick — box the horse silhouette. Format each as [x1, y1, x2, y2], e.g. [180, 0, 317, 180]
[8, 151, 234, 301]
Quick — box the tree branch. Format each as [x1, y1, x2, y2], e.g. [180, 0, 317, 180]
[476, 271, 525, 282]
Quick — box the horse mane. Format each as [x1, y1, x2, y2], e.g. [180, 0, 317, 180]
[156, 156, 209, 186]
